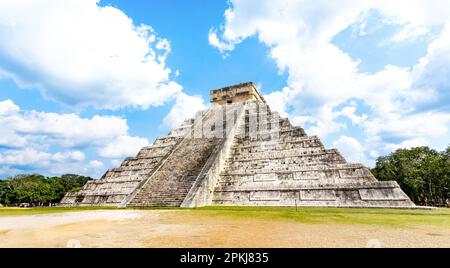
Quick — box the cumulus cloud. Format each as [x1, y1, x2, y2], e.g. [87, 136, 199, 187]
[53, 151, 85, 162]
[211, 0, 450, 163]
[0, 99, 20, 115]
[89, 160, 104, 168]
[337, 102, 368, 125]
[264, 86, 299, 118]
[0, 0, 182, 109]
[0, 101, 130, 148]
[208, 29, 236, 57]
[333, 136, 365, 163]
[0, 99, 149, 177]
[390, 24, 430, 43]
[0, 148, 85, 166]
[163, 92, 207, 129]
[98, 135, 148, 159]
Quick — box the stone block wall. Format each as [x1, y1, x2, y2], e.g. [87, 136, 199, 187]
[60, 130, 185, 206]
[211, 101, 415, 208]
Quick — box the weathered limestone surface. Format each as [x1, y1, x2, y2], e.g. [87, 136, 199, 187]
[61, 82, 416, 208]
[210, 82, 265, 105]
[210, 100, 414, 208]
[60, 135, 182, 206]
[127, 137, 223, 206]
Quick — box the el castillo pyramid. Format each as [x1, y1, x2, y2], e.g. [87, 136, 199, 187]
[61, 82, 416, 208]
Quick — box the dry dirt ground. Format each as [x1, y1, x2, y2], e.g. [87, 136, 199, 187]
[0, 209, 449, 248]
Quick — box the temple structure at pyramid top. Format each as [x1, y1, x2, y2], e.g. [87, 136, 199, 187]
[61, 82, 416, 208]
[210, 82, 265, 105]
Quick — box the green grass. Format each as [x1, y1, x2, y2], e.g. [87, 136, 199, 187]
[189, 206, 450, 227]
[1, 205, 449, 228]
[0, 206, 122, 216]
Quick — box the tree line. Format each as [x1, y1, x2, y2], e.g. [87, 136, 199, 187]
[0, 174, 92, 206]
[371, 146, 449, 207]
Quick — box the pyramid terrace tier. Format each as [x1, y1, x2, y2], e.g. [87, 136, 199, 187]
[233, 136, 324, 149]
[217, 164, 376, 190]
[212, 181, 416, 208]
[222, 158, 348, 173]
[60, 135, 183, 206]
[229, 147, 345, 162]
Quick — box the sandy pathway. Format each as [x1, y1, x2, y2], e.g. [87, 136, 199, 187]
[0, 210, 449, 248]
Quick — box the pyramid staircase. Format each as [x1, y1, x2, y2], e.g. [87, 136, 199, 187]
[127, 138, 222, 206]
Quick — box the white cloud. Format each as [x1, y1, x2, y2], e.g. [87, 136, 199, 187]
[0, 149, 85, 170]
[0, 99, 20, 115]
[163, 92, 207, 129]
[0, 0, 182, 109]
[333, 136, 365, 164]
[337, 102, 368, 125]
[208, 29, 236, 57]
[0, 100, 131, 148]
[364, 111, 450, 150]
[0, 149, 52, 166]
[0, 128, 27, 148]
[264, 86, 298, 118]
[110, 159, 121, 166]
[0, 100, 27, 147]
[211, 0, 450, 162]
[89, 160, 104, 168]
[390, 24, 429, 43]
[53, 151, 85, 162]
[0, 99, 149, 177]
[98, 135, 149, 159]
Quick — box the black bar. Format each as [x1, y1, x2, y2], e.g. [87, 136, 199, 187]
[0, 248, 447, 267]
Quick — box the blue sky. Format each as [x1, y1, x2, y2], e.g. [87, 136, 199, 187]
[0, 0, 449, 178]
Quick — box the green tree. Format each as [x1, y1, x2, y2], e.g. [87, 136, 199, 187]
[0, 179, 7, 205]
[46, 174, 91, 203]
[0, 173, 92, 206]
[371, 146, 450, 206]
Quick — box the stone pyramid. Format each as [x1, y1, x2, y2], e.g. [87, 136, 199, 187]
[61, 82, 416, 208]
